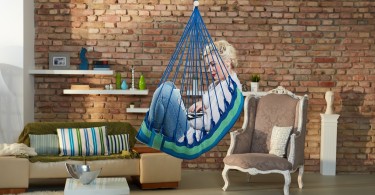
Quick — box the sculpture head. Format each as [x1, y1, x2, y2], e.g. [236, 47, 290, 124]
[325, 91, 334, 114]
[325, 91, 334, 103]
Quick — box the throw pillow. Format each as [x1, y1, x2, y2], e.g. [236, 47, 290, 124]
[269, 126, 293, 158]
[57, 126, 109, 156]
[29, 134, 59, 155]
[107, 134, 130, 154]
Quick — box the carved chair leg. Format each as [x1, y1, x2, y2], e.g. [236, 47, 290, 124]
[298, 165, 304, 189]
[282, 171, 291, 195]
[247, 173, 252, 182]
[222, 166, 230, 191]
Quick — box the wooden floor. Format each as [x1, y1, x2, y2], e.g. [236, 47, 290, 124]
[25, 169, 375, 195]
[129, 170, 375, 195]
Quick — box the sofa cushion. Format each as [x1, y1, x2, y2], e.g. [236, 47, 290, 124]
[18, 122, 138, 149]
[27, 152, 140, 163]
[107, 134, 130, 154]
[57, 126, 109, 156]
[29, 134, 59, 155]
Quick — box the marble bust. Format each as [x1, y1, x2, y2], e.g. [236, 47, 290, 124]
[325, 91, 334, 114]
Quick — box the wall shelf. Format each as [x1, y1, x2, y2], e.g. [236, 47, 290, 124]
[63, 89, 149, 95]
[126, 107, 149, 113]
[29, 69, 114, 75]
[186, 90, 205, 96]
[242, 91, 266, 96]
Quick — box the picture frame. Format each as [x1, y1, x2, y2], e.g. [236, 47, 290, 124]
[49, 52, 70, 70]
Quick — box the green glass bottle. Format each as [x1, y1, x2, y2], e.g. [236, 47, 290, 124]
[139, 73, 146, 90]
[116, 72, 121, 89]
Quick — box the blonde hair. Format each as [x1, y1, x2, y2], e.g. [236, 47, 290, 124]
[203, 40, 238, 69]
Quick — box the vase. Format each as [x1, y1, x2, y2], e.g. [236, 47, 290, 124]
[121, 79, 128, 90]
[139, 73, 146, 90]
[79, 48, 89, 70]
[116, 72, 121, 89]
[251, 82, 259, 92]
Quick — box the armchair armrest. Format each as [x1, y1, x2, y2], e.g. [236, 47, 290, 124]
[226, 128, 252, 156]
[287, 131, 305, 170]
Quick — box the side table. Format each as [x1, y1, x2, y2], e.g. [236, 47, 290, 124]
[64, 177, 129, 195]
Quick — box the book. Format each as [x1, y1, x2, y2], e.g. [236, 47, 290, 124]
[71, 85, 90, 90]
[93, 65, 110, 68]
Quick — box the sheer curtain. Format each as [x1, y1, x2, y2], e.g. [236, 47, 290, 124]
[0, 64, 23, 143]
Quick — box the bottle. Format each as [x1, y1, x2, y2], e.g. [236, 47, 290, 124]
[121, 79, 128, 90]
[116, 72, 121, 89]
[139, 73, 146, 90]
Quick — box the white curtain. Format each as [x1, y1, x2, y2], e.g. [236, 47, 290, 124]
[0, 64, 23, 144]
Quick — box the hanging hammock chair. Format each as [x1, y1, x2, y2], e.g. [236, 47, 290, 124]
[136, 1, 244, 160]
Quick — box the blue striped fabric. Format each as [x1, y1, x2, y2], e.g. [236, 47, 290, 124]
[107, 134, 129, 154]
[56, 126, 109, 156]
[29, 134, 59, 155]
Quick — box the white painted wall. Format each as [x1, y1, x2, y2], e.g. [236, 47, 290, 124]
[0, 0, 23, 68]
[24, 0, 35, 127]
[0, 0, 34, 143]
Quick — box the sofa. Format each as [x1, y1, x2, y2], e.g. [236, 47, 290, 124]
[0, 122, 182, 194]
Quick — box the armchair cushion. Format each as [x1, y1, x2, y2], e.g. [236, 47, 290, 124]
[269, 126, 293, 157]
[223, 153, 292, 171]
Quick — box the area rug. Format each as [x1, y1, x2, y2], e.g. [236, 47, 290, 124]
[10, 191, 63, 195]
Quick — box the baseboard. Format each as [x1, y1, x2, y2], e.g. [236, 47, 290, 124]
[0, 188, 27, 195]
[131, 176, 179, 189]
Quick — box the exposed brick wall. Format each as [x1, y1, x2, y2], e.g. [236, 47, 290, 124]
[34, 0, 375, 173]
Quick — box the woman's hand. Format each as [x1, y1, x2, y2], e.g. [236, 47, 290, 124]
[188, 101, 203, 112]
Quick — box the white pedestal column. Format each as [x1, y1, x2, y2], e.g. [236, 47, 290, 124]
[320, 114, 340, 175]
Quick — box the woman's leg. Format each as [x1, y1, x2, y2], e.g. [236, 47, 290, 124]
[148, 82, 188, 140]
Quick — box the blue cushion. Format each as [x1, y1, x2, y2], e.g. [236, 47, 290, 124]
[57, 126, 109, 156]
[107, 134, 130, 154]
[29, 134, 59, 155]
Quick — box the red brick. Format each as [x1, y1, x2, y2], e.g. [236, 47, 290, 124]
[32, 0, 375, 173]
[314, 57, 337, 63]
[319, 81, 335, 87]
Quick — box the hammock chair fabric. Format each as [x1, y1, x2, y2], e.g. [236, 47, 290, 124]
[136, 2, 244, 160]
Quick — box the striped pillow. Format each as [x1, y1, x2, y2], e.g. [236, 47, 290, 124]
[29, 134, 59, 155]
[57, 126, 109, 156]
[107, 134, 130, 154]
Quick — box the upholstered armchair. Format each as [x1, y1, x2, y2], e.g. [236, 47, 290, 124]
[222, 86, 308, 195]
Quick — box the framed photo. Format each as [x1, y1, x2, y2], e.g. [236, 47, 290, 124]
[49, 52, 70, 70]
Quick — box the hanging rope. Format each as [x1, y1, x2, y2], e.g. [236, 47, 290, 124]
[136, 1, 244, 159]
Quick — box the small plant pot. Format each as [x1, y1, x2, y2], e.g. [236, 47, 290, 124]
[130, 105, 135, 109]
[251, 82, 259, 92]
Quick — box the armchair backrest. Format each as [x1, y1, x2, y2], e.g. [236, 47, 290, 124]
[250, 94, 300, 153]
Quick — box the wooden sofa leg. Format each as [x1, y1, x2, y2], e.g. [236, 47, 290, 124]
[131, 176, 179, 189]
[0, 188, 27, 195]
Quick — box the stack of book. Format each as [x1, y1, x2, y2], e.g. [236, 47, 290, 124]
[71, 85, 90, 90]
[93, 60, 110, 70]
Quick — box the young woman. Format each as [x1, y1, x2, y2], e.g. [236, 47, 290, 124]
[147, 40, 242, 144]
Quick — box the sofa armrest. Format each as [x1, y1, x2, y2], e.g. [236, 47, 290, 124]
[0, 157, 29, 189]
[138, 153, 182, 189]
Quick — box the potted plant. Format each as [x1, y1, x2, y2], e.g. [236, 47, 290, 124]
[250, 74, 260, 92]
[129, 102, 135, 109]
